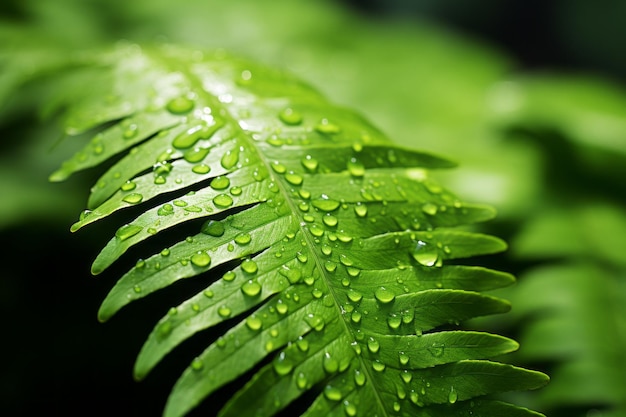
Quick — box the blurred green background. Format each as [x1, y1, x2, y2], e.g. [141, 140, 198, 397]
[1, 1, 625, 416]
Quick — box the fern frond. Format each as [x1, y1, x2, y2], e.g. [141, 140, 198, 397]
[52, 43, 548, 416]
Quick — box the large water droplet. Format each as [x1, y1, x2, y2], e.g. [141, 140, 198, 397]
[374, 287, 396, 304]
[166, 96, 195, 114]
[323, 385, 342, 401]
[279, 108, 303, 125]
[448, 386, 458, 404]
[273, 351, 293, 376]
[421, 202, 438, 216]
[221, 148, 240, 169]
[312, 198, 340, 212]
[245, 315, 263, 331]
[213, 194, 234, 208]
[411, 240, 439, 267]
[367, 337, 380, 353]
[234, 233, 251, 245]
[115, 224, 142, 241]
[322, 352, 339, 373]
[190, 357, 204, 371]
[241, 259, 258, 274]
[241, 279, 261, 297]
[191, 251, 211, 267]
[354, 203, 368, 217]
[122, 193, 143, 204]
[301, 155, 318, 172]
[347, 157, 365, 177]
[210, 176, 230, 190]
[296, 372, 308, 389]
[202, 220, 225, 236]
[315, 119, 341, 135]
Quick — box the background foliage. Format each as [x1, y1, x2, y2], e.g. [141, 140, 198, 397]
[1, 1, 625, 416]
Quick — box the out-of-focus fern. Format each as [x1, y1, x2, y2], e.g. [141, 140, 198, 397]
[44, 43, 547, 416]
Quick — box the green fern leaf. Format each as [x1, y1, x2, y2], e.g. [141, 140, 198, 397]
[52, 43, 548, 416]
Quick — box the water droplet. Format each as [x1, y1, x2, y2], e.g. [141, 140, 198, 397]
[285, 172, 303, 186]
[217, 305, 232, 318]
[245, 315, 262, 331]
[339, 254, 353, 266]
[347, 157, 365, 177]
[354, 203, 368, 217]
[241, 280, 261, 297]
[202, 220, 225, 236]
[351, 310, 362, 323]
[273, 351, 293, 376]
[241, 259, 258, 274]
[354, 368, 366, 386]
[296, 372, 308, 389]
[230, 186, 242, 196]
[421, 202, 438, 215]
[120, 181, 136, 192]
[428, 342, 445, 357]
[211, 176, 230, 190]
[322, 352, 339, 373]
[347, 289, 363, 303]
[123, 123, 138, 139]
[367, 337, 380, 354]
[322, 214, 338, 227]
[166, 96, 195, 114]
[279, 265, 301, 284]
[399, 352, 410, 366]
[276, 299, 288, 314]
[411, 240, 439, 267]
[157, 203, 174, 216]
[372, 360, 386, 372]
[401, 370, 413, 384]
[448, 386, 458, 404]
[278, 107, 303, 125]
[312, 198, 340, 212]
[191, 357, 204, 371]
[172, 124, 205, 149]
[301, 155, 318, 172]
[223, 271, 236, 281]
[213, 194, 234, 208]
[122, 193, 143, 204]
[315, 119, 341, 135]
[221, 148, 240, 169]
[374, 287, 395, 304]
[183, 146, 210, 163]
[270, 161, 286, 174]
[115, 224, 142, 241]
[234, 233, 251, 245]
[324, 261, 337, 272]
[191, 251, 211, 267]
[308, 223, 324, 237]
[192, 164, 211, 174]
[323, 385, 342, 401]
[133, 284, 142, 293]
[387, 314, 401, 329]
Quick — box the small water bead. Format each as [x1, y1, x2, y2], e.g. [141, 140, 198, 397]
[234, 233, 251, 245]
[279, 266, 301, 284]
[296, 372, 308, 389]
[202, 220, 225, 236]
[166, 96, 195, 114]
[116, 224, 143, 241]
[191, 357, 204, 371]
[203, 289, 214, 298]
[270, 161, 287, 174]
[312, 198, 340, 212]
[223, 271, 236, 281]
[351, 310, 362, 323]
[183, 146, 210, 163]
[401, 370, 413, 384]
[354, 203, 368, 218]
[241, 259, 258, 274]
[133, 284, 142, 293]
[324, 261, 337, 272]
[210, 176, 230, 190]
[160, 248, 170, 257]
[230, 186, 242, 196]
[241, 280, 261, 297]
[213, 194, 234, 208]
[284, 172, 303, 186]
[315, 119, 341, 135]
[245, 315, 263, 331]
[372, 360, 386, 372]
[411, 240, 439, 267]
[399, 352, 410, 366]
[120, 181, 136, 192]
[278, 107, 303, 125]
[448, 386, 458, 404]
[322, 214, 338, 227]
[323, 385, 342, 401]
[339, 254, 354, 266]
[309, 223, 324, 237]
[191, 251, 211, 267]
[276, 299, 289, 314]
[221, 148, 240, 169]
[157, 203, 174, 216]
[428, 342, 445, 357]
[296, 337, 309, 352]
[387, 314, 402, 329]
[421, 202, 438, 216]
[122, 193, 143, 204]
[301, 155, 318, 172]
[367, 337, 380, 354]
[322, 352, 339, 373]
[217, 305, 232, 318]
[347, 157, 365, 177]
[273, 352, 293, 376]
[123, 123, 138, 139]
[374, 287, 396, 304]
[346, 266, 360, 277]
[192, 164, 211, 174]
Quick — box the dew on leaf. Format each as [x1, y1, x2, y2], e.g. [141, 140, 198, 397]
[354, 203, 368, 217]
[202, 220, 225, 236]
[191, 164, 211, 174]
[234, 233, 251, 245]
[190, 251, 211, 267]
[241, 280, 261, 297]
[190, 357, 204, 371]
[217, 305, 232, 318]
[279, 107, 303, 125]
[301, 155, 318, 172]
[276, 299, 288, 314]
[411, 240, 439, 267]
[230, 186, 242, 196]
[347, 157, 365, 177]
[223, 271, 236, 281]
[367, 337, 380, 354]
[210, 176, 230, 190]
[347, 289, 363, 303]
[184, 146, 210, 163]
[220, 148, 239, 169]
[213, 194, 234, 208]
[351, 310, 362, 323]
[172, 124, 206, 149]
[122, 193, 143, 204]
[133, 285, 142, 293]
[322, 214, 338, 227]
[399, 352, 410, 366]
[421, 202, 438, 216]
[120, 181, 136, 191]
[448, 386, 458, 404]
[374, 287, 395, 304]
[324, 261, 337, 272]
[285, 172, 303, 186]
[322, 352, 339, 374]
[428, 342, 445, 357]
[387, 314, 401, 329]
[157, 203, 174, 216]
[372, 360, 386, 372]
[273, 352, 293, 376]
[241, 259, 258, 274]
[309, 223, 324, 237]
[401, 370, 413, 384]
[315, 119, 341, 135]
[312, 198, 340, 212]
[323, 385, 342, 401]
[296, 372, 308, 389]
[246, 315, 262, 331]
[166, 96, 195, 114]
[270, 161, 286, 174]
[115, 224, 142, 241]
